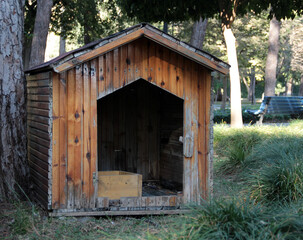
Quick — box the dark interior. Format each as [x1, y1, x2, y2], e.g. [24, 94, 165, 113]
[97, 79, 184, 194]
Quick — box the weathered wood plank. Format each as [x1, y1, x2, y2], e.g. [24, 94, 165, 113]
[190, 62, 199, 202]
[141, 38, 149, 80]
[59, 72, 67, 208]
[26, 72, 51, 81]
[162, 47, 170, 90]
[28, 152, 49, 172]
[28, 120, 49, 133]
[49, 209, 189, 217]
[27, 87, 50, 95]
[28, 140, 49, 156]
[127, 42, 135, 83]
[134, 39, 142, 80]
[82, 62, 91, 207]
[67, 69, 75, 209]
[27, 94, 50, 102]
[29, 127, 50, 141]
[27, 114, 49, 125]
[90, 59, 98, 208]
[27, 107, 50, 117]
[27, 100, 50, 110]
[183, 59, 193, 204]
[155, 44, 163, 87]
[120, 45, 128, 87]
[98, 55, 106, 97]
[27, 79, 50, 87]
[113, 48, 120, 90]
[52, 73, 60, 209]
[74, 64, 83, 209]
[105, 51, 113, 95]
[148, 40, 156, 84]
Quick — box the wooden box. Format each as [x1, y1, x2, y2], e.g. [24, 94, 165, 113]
[98, 171, 142, 200]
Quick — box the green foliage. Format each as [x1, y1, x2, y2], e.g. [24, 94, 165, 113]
[185, 199, 274, 240]
[246, 137, 303, 202]
[10, 202, 32, 235]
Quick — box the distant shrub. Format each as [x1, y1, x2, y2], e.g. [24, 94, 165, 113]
[246, 137, 303, 202]
[213, 109, 298, 124]
[186, 199, 273, 240]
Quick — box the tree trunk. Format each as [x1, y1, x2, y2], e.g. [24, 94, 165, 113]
[242, 76, 250, 100]
[299, 74, 303, 96]
[23, 37, 32, 71]
[163, 22, 168, 33]
[0, 0, 28, 202]
[249, 67, 256, 104]
[264, 16, 281, 96]
[223, 26, 243, 128]
[285, 78, 293, 96]
[220, 75, 228, 111]
[59, 35, 66, 55]
[190, 18, 208, 49]
[29, 0, 53, 68]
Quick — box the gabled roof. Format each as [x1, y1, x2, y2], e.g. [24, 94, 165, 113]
[26, 23, 230, 75]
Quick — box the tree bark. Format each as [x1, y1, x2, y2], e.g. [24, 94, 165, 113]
[249, 67, 256, 104]
[29, 0, 53, 68]
[59, 35, 66, 55]
[285, 78, 293, 96]
[220, 75, 228, 111]
[264, 16, 281, 96]
[223, 26, 243, 128]
[0, 0, 28, 202]
[299, 74, 303, 96]
[163, 22, 168, 33]
[190, 18, 208, 49]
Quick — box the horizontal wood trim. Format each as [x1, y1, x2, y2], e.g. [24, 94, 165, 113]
[28, 140, 50, 156]
[27, 101, 50, 110]
[29, 146, 49, 162]
[27, 79, 50, 87]
[26, 72, 51, 81]
[29, 158, 48, 178]
[49, 209, 189, 217]
[31, 181, 49, 202]
[27, 108, 50, 118]
[27, 86, 50, 95]
[27, 94, 50, 102]
[32, 190, 48, 209]
[28, 127, 50, 141]
[28, 120, 50, 133]
[28, 134, 50, 148]
[27, 114, 49, 125]
[54, 29, 145, 73]
[30, 168, 48, 192]
[28, 153, 49, 172]
[143, 29, 228, 75]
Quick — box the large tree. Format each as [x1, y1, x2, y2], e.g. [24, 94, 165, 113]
[0, 0, 28, 201]
[190, 18, 208, 49]
[264, 16, 281, 96]
[29, 0, 53, 68]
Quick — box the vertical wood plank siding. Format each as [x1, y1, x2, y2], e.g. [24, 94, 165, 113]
[27, 72, 52, 209]
[51, 37, 211, 209]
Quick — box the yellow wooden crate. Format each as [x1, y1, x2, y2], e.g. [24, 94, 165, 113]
[98, 171, 142, 200]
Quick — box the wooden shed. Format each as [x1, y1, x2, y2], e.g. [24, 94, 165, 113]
[25, 23, 229, 216]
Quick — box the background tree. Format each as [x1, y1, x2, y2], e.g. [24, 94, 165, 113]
[29, 0, 53, 68]
[190, 18, 208, 49]
[264, 16, 281, 96]
[0, 0, 28, 201]
[290, 17, 303, 96]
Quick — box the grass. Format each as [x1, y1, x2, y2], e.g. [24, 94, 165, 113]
[2, 120, 303, 239]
